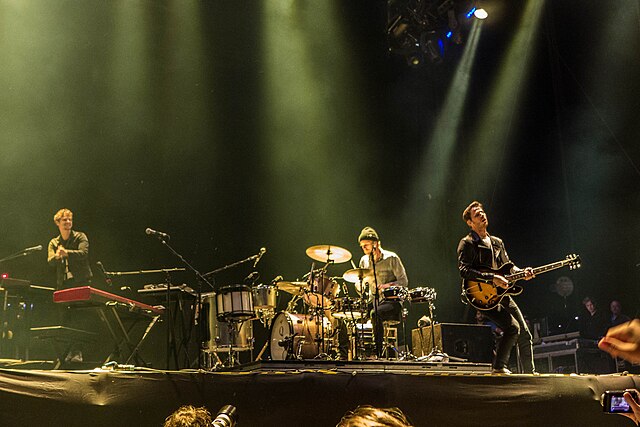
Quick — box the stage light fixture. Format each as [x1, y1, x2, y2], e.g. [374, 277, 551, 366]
[472, 0, 488, 19]
[474, 7, 488, 19]
[421, 32, 443, 64]
[387, 0, 478, 66]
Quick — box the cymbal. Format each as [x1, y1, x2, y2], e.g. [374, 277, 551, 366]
[342, 268, 373, 283]
[276, 281, 306, 294]
[305, 245, 352, 264]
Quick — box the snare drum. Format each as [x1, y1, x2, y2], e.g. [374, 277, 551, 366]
[409, 287, 436, 303]
[201, 293, 253, 352]
[270, 312, 334, 360]
[216, 285, 254, 320]
[252, 284, 277, 309]
[382, 285, 408, 301]
[304, 274, 339, 308]
[332, 297, 366, 319]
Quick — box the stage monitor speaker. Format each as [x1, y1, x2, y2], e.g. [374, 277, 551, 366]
[412, 323, 494, 363]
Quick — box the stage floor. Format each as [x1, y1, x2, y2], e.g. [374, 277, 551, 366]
[0, 360, 638, 426]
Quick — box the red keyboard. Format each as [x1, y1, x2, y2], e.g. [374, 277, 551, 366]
[54, 286, 164, 315]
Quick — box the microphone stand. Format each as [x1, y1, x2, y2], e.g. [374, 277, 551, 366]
[0, 247, 42, 264]
[202, 251, 262, 277]
[149, 235, 215, 370]
[370, 249, 381, 359]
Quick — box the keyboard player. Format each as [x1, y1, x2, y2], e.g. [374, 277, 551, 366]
[47, 208, 93, 290]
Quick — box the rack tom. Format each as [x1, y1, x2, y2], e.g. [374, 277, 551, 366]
[252, 284, 277, 309]
[304, 275, 339, 308]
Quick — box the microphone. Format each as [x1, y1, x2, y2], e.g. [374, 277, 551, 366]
[253, 247, 267, 268]
[244, 271, 260, 285]
[96, 261, 113, 286]
[145, 228, 170, 240]
[211, 405, 237, 427]
[23, 245, 43, 253]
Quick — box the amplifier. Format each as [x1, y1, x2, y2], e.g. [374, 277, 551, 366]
[412, 323, 494, 363]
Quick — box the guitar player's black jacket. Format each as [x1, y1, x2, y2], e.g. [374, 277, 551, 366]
[457, 230, 518, 282]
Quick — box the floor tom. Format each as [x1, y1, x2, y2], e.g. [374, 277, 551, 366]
[201, 293, 253, 352]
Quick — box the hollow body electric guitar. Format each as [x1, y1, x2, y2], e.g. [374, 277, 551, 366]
[462, 254, 581, 310]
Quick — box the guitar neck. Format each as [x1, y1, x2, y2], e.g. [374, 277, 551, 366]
[506, 259, 572, 283]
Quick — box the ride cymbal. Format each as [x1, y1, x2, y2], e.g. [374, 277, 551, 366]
[305, 245, 352, 264]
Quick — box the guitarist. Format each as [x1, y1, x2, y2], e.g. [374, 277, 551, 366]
[457, 201, 536, 374]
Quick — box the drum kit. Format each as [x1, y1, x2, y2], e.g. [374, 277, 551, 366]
[200, 244, 438, 368]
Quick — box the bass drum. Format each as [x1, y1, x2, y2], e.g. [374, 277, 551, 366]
[201, 293, 253, 352]
[270, 312, 333, 360]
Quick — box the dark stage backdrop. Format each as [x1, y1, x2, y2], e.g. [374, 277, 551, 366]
[0, 0, 639, 348]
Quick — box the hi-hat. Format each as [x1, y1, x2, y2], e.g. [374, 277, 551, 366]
[276, 281, 306, 295]
[342, 268, 373, 283]
[305, 245, 352, 264]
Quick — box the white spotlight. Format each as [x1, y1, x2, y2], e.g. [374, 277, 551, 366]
[474, 8, 488, 20]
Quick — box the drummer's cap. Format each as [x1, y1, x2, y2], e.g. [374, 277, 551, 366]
[358, 226, 379, 242]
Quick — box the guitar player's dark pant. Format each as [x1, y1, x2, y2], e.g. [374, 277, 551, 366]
[483, 296, 535, 373]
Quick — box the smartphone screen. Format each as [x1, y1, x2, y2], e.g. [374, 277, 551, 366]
[609, 395, 631, 413]
[603, 390, 638, 414]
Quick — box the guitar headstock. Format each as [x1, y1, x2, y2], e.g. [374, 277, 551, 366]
[565, 254, 581, 270]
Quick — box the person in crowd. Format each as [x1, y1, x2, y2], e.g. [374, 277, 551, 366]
[599, 319, 640, 424]
[337, 405, 413, 427]
[579, 296, 609, 340]
[610, 299, 631, 328]
[163, 405, 213, 427]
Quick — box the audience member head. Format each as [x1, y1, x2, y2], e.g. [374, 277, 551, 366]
[610, 300, 623, 316]
[337, 405, 413, 427]
[164, 405, 212, 427]
[582, 296, 597, 315]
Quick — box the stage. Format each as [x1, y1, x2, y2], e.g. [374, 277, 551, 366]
[0, 360, 638, 426]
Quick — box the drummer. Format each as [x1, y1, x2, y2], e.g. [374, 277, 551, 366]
[357, 226, 408, 358]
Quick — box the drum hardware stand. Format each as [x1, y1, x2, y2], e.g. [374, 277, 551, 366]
[396, 300, 417, 361]
[415, 297, 465, 363]
[286, 294, 302, 313]
[255, 339, 269, 362]
[308, 264, 330, 358]
[349, 271, 371, 361]
[221, 318, 243, 368]
[355, 285, 370, 361]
